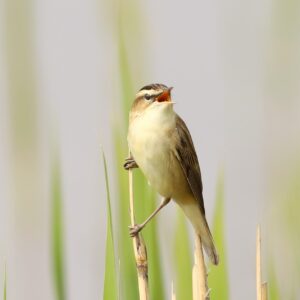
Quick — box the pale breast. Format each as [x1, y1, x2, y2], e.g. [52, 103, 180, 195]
[128, 104, 189, 198]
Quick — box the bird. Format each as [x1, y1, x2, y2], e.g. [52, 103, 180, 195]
[124, 83, 218, 265]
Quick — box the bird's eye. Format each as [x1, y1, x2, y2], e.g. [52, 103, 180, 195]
[144, 94, 151, 100]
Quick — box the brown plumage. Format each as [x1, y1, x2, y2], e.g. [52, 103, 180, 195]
[174, 115, 218, 265]
[126, 83, 219, 265]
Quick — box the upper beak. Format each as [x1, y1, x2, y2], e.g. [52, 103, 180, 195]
[156, 87, 173, 102]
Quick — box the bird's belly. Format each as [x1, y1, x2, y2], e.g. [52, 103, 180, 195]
[129, 127, 188, 198]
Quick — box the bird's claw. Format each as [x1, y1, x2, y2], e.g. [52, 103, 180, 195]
[123, 158, 138, 170]
[129, 224, 143, 237]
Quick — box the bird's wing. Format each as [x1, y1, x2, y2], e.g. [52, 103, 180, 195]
[173, 114, 205, 215]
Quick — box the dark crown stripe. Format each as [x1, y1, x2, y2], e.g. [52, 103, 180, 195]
[139, 83, 168, 91]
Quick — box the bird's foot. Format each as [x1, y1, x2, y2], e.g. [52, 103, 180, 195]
[129, 224, 143, 237]
[123, 157, 138, 170]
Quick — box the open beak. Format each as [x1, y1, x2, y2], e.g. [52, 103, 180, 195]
[156, 87, 173, 102]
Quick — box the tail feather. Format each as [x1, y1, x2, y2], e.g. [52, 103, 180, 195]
[178, 199, 219, 265]
[196, 215, 219, 265]
[199, 229, 219, 265]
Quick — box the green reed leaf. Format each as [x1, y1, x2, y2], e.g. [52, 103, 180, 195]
[268, 262, 280, 300]
[51, 160, 66, 300]
[3, 263, 6, 300]
[173, 211, 192, 300]
[209, 172, 229, 300]
[102, 152, 118, 300]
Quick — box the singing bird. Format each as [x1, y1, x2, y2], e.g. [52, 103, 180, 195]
[124, 83, 218, 265]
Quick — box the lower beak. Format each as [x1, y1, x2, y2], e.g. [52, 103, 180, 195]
[156, 87, 173, 102]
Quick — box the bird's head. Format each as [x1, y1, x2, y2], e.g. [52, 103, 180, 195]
[130, 83, 173, 119]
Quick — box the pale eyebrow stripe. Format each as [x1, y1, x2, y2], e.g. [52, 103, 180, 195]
[136, 89, 157, 98]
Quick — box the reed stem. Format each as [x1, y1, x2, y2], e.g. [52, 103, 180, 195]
[193, 235, 209, 300]
[171, 282, 176, 300]
[256, 225, 268, 300]
[128, 167, 149, 300]
[256, 225, 262, 300]
[261, 282, 268, 300]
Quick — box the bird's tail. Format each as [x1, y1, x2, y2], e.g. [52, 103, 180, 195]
[197, 218, 219, 265]
[177, 199, 219, 265]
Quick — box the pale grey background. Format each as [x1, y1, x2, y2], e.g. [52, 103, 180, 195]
[1, 0, 299, 299]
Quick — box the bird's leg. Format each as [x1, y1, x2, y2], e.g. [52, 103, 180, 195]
[129, 197, 171, 237]
[124, 156, 139, 170]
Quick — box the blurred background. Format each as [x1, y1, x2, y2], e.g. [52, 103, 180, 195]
[0, 0, 300, 299]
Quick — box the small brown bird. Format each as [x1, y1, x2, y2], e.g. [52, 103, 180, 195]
[124, 83, 218, 265]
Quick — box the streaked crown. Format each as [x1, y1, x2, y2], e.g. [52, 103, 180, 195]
[130, 83, 173, 119]
[139, 83, 168, 92]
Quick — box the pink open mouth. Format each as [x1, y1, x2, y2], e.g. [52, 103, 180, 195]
[156, 87, 173, 102]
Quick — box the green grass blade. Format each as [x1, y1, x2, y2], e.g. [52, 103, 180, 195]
[114, 31, 140, 298]
[268, 263, 280, 300]
[208, 172, 229, 300]
[102, 152, 118, 300]
[118, 34, 134, 125]
[3, 263, 6, 300]
[51, 161, 66, 300]
[173, 211, 193, 300]
[114, 131, 139, 300]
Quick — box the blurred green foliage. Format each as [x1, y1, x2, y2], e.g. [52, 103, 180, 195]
[3, 263, 6, 300]
[209, 173, 229, 300]
[51, 160, 66, 300]
[102, 153, 118, 300]
[5, 0, 38, 146]
[268, 263, 280, 300]
[271, 163, 300, 298]
[173, 212, 193, 300]
[3, 0, 295, 298]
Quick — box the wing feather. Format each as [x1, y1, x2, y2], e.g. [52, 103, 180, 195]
[173, 114, 205, 215]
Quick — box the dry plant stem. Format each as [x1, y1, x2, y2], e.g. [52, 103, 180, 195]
[256, 225, 262, 300]
[256, 225, 268, 300]
[128, 167, 149, 300]
[193, 234, 209, 300]
[192, 262, 199, 299]
[171, 281, 176, 300]
[261, 282, 268, 300]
